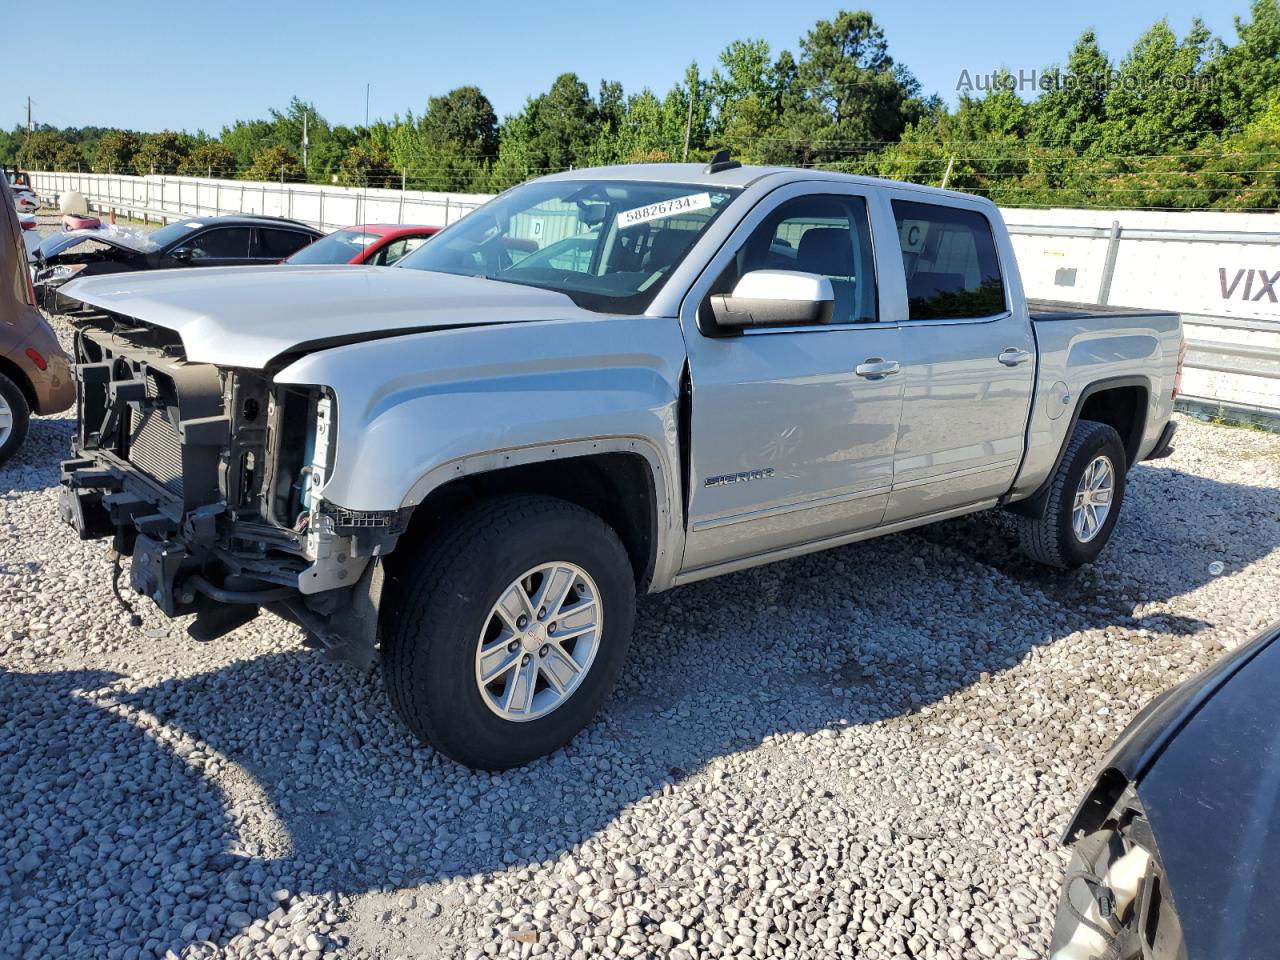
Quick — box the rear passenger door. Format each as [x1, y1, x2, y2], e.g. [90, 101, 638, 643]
[881, 196, 1036, 523]
[679, 184, 904, 573]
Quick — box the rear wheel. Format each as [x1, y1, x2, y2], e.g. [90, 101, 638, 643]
[1016, 419, 1127, 569]
[0, 372, 31, 467]
[382, 494, 636, 769]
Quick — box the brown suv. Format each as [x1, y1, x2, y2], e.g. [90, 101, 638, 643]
[1, 170, 73, 466]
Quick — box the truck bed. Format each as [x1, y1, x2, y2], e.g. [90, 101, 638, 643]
[1029, 299, 1177, 322]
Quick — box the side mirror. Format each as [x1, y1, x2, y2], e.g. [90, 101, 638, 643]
[709, 270, 835, 328]
[171, 246, 194, 262]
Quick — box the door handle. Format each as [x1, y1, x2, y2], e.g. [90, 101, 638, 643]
[855, 358, 901, 379]
[998, 348, 1032, 366]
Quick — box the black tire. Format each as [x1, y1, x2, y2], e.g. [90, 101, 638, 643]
[1017, 419, 1128, 569]
[382, 494, 636, 770]
[0, 372, 32, 468]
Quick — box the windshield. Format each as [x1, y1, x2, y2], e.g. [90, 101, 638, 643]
[397, 179, 740, 313]
[286, 229, 379, 264]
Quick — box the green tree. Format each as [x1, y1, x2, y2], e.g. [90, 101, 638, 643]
[16, 129, 71, 170]
[777, 10, 927, 166]
[493, 73, 601, 187]
[244, 144, 303, 182]
[421, 86, 499, 158]
[710, 39, 788, 160]
[92, 131, 139, 173]
[0, 126, 22, 167]
[1099, 18, 1223, 155]
[660, 63, 712, 161]
[133, 130, 189, 175]
[219, 119, 274, 171]
[337, 142, 396, 187]
[1211, 0, 1280, 128]
[1193, 90, 1280, 208]
[53, 141, 85, 171]
[178, 143, 238, 177]
[1029, 30, 1113, 152]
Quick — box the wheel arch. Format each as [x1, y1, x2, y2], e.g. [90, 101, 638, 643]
[391, 439, 681, 592]
[0, 355, 38, 414]
[1007, 375, 1149, 519]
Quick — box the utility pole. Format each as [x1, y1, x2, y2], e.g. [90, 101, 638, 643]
[26, 96, 33, 133]
[940, 156, 955, 189]
[682, 85, 695, 162]
[302, 109, 309, 174]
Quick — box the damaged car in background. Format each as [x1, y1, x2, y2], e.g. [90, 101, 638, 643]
[32, 215, 322, 311]
[1050, 620, 1280, 960]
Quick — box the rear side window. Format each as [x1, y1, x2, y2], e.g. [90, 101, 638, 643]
[891, 200, 1006, 320]
[257, 228, 314, 259]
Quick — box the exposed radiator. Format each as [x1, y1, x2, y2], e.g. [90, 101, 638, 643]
[128, 406, 185, 498]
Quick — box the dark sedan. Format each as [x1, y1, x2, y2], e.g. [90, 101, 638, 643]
[32, 215, 323, 311]
[1050, 620, 1280, 959]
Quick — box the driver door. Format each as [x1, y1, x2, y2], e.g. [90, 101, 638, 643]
[679, 184, 905, 573]
[171, 227, 253, 267]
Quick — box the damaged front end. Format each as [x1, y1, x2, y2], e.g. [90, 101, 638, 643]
[32, 230, 149, 312]
[59, 311, 406, 667]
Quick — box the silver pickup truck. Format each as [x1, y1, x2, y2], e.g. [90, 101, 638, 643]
[57, 162, 1182, 768]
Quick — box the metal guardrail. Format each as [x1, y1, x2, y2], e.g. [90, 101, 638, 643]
[1181, 315, 1280, 385]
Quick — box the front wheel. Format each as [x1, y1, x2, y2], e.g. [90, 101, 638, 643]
[382, 494, 636, 770]
[1015, 419, 1128, 569]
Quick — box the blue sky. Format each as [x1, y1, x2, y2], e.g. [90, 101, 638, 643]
[18, 0, 1244, 133]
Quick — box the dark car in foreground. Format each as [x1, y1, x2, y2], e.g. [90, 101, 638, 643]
[284, 223, 439, 266]
[1050, 620, 1280, 959]
[32, 215, 323, 311]
[0, 171, 74, 465]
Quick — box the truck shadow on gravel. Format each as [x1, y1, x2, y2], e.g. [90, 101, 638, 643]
[2, 458, 1277, 958]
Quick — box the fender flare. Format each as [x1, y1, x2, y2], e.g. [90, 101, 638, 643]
[1006, 374, 1151, 519]
[398, 435, 685, 592]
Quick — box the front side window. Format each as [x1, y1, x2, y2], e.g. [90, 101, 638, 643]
[374, 235, 431, 266]
[716, 194, 878, 324]
[397, 179, 740, 313]
[185, 227, 251, 260]
[891, 200, 1006, 321]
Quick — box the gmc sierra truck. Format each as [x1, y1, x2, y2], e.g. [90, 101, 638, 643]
[57, 161, 1182, 769]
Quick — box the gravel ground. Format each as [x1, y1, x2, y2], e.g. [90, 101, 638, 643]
[2, 306, 1279, 960]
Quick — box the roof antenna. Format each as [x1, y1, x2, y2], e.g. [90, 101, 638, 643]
[703, 149, 742, 175]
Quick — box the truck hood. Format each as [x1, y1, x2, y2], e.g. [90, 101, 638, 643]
[61, 265, 594, 368]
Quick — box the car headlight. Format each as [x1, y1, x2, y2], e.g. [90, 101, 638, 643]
[40, 263, 87, 284]
[1050, 789, 1183, 960]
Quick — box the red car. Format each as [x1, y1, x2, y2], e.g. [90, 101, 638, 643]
[284, 224, 439, 267]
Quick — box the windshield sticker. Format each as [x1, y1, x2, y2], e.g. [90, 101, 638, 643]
[619, 193, 712, 228]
